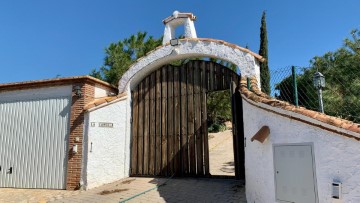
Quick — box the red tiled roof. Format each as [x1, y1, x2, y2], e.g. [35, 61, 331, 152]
[84, 92, 127, 111]
[0, 75, 115, 90]
[240, 77, 360, 140]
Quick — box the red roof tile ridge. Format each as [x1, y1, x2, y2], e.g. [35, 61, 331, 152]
[0, 75, 115, 89]
[84, 92, 127, 111]
[240, 76, 360, 137]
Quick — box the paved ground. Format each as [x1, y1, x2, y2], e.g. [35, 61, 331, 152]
[209, 129, 235, 176]
[54, 177, 245, 203]
[0, 177, 246, 203]
[0, 187, 81, 203]
[0, 129, 243, 203]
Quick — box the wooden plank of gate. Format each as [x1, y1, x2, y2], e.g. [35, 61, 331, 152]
[203, 61, 210, 176]
[155, 69, 162, 176]
[236, 87, 246, 179]
[131, 87, 139, 175]
[221, 65, 225, 90]
[187, 62, 196, 176]
[167, 66, 174, 176]
[209, 62, 214, 91]
[138, 80, 144, 175]
[149, 72, 156, 175]
[216, 64, 222, 90]
[161, 66, 168, 176]
[205, 61, 209, 90]
[195, 61, 203, 176]
[230, 81, 239, 179]
[173, 66, 181, 176]
[180, 64, 189, 175]
[224, 68, 229, 90]
[143, 76, 150, 175]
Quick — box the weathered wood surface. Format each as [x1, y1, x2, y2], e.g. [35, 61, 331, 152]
[130, 60, 241, 177]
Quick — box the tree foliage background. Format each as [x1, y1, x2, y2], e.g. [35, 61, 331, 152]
[91, 32, 162, 86]
[275, 29, 360, 122]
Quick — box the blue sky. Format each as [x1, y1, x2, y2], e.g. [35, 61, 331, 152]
[0, 0, 359, 84]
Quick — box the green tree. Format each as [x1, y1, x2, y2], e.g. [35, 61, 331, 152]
[276, 29, 360, 122]
[91, 32, 162, 86]
[206, 58, 237, 132]
[259, 11, 271, 94]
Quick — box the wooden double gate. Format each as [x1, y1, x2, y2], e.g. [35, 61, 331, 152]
[131, 60, 244, 178]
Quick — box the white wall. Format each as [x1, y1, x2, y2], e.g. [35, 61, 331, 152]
[83, 97, 131, 190]
[94, 84, 116, 98]
[118, 39, 260, 93]
[243, 99, 360, 203]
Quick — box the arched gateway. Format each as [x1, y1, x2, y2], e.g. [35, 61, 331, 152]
[121, 12, 264, 179]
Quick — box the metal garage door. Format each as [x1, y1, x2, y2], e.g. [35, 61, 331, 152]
[0, 96, 71, 189]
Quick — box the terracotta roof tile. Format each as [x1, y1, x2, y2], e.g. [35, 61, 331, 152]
[0, 75, 116, 90]
[251, 126, 270, 143]
[94, 98, 107, 106]
[84, 92, 127, 111]
[105, 96, 117, 102]
[348, 124, 360, 133]
[240, 77, 360, 139]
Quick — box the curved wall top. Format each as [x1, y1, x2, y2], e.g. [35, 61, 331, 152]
[118, 38, 264, 93]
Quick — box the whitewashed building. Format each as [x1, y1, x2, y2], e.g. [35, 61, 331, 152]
[1, 11, 360, 203]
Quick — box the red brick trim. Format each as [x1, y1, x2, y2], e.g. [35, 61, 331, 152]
[66, 82, 95, 190]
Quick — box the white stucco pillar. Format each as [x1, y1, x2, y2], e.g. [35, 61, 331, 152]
[162, 24, 175, 45]
[162, 11, 197, 45]
[184, 18, 197, 39]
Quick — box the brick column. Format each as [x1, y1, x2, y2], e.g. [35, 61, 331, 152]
[66, 82, 95, 190]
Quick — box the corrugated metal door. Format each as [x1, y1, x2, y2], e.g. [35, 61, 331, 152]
[0, 96, 71, 189]
[274, 144, 317, 203]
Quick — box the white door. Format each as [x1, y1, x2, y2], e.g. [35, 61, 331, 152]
[274, 144, 317, 203]
[0, 96, 71, 189]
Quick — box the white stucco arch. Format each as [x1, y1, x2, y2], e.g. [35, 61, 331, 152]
[118, 38, 264, 93]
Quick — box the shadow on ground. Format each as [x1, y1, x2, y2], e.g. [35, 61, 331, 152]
[149, 178, 246, 203]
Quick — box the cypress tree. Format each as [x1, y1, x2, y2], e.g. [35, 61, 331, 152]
[259, 11, 271, 94]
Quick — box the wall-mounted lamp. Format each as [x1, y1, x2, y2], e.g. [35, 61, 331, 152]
[313, 71, 325, 113]
[73, 85, 82, 97]
[170, 38, 179, 46]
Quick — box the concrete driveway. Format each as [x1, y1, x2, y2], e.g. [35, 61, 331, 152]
[0, 177, 246, 203]
[0, 129, 245, 203]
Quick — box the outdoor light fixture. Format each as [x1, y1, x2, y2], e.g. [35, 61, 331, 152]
[313, 71, 325, 113]
[170, 38, 179, 46]
[74, 85, 83, 98]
